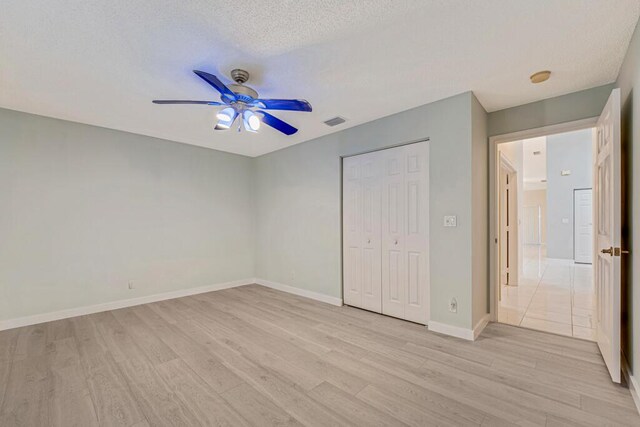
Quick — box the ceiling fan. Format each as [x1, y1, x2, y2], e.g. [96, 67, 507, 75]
[153, 69, 312, 135]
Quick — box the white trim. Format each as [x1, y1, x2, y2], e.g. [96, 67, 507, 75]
[254, 278, 343, 306]
[428, 321, 475, 341]
[473, 314, 491, 340]
[489, 117, 598, 322]
[622, 353, 640, 416]
[428, 315, 490, 341]
[490, 117, 598, 145]
[0, 278, 254, 331]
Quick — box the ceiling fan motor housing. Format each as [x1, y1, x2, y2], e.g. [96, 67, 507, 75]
[228, 83, 258, 103]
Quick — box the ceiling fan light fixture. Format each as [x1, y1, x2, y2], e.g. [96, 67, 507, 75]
[216, 107, 235, 122]
[154, 68, 310, 136]
[215, 107, 237, 130]
[243, 110, 261, 132]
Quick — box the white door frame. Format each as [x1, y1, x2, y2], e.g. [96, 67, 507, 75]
[489, 118, 597, 321]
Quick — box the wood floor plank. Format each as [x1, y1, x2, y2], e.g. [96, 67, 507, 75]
[91, 311, 149, 363]
[115, 356, 201, 426]
[154, 358, 251, 426]
[83, 353, 147, 427]
[0, 328, 18, 411]
[221, 383, 303, 426]
[181, 319, 356, 426]
[0, 284, 638, 426]
[110, 307, 178, 365]
[308, 381, 410, 427]
[13, 324, 47, 361]
[48, 362, 99, 427]
[356, 383, 476, 426]
[0, 355, 50, 426]
[322, 349, 492, 425]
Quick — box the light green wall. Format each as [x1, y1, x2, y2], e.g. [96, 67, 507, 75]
[471, 94, 489, 327]
[0, 109, 255, 321]
[616, 18, 640, 378]
[488, 84, 615, 137]
[254, 92, 486, 329]
[545, 129, 593, 260]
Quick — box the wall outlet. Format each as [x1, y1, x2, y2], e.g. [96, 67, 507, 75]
[449, 297, 458, 313]
[444, 216, 457, 227]
[128, 281, 134, 290]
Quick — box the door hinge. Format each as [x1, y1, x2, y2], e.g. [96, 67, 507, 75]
[614, 247, 631, 256]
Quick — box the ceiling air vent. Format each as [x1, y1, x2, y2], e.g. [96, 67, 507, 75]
[324, 116, 346, 127]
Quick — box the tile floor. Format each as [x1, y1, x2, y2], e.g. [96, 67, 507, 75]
[498, 245, 596, 341]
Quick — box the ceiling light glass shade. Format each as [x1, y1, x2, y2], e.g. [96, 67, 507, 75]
[243, 110, 261, 132]
[215, 107, 237, 130]
[216, 107, 235, 122]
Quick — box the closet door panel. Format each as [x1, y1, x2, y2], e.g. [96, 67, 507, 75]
[342, 156, 362, 308]
[360, 152, 382, 312]
[381, 149, 406, 319]
[403, 142, 429, 324]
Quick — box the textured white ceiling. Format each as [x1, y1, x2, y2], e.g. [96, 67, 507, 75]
[1, 1, 639, 157]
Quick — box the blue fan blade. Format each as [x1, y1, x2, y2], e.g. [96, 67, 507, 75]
[193, 70, 237, 101]
[259, 111, 298, 135]
[254, 99, 312, 112]
[152, 100, 224, 105]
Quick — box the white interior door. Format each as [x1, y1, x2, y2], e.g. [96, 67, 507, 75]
[574, 189, 593, 264]
[343, 142, 429, 325]
[594, 88, 621, 383]
[343, 156, 363, 308]
[360, 153, 382, 312]
[381, 146, 406, 320]
[402, 142, 429, 324]
[342, 153, 382, 312]
[523, 206, 541, 244]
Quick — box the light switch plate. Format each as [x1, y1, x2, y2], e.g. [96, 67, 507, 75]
[444, 215, 457, 227]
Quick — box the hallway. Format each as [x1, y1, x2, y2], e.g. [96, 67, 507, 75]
[498, 245, 596, 341]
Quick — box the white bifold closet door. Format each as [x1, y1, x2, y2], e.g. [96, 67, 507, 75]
[342, 141, 429, 325]
[343, 151, 382, 313]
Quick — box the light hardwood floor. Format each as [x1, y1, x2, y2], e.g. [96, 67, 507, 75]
[0, 284, 638, 426]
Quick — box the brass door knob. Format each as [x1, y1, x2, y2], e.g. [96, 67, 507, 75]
[601, 247, 614, 256]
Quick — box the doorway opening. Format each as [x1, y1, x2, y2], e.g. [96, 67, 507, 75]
[490, 89, 622, 383]
[495, 128, 596, 341]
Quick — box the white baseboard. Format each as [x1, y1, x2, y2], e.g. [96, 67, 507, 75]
[473, 314, 491, 340]
[428, 320, 475, 341]
[0, 278, 254, 331]
[427, 315, 489, 341]
[254, 278, 343, 307]
[622, 353, 640, 416]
